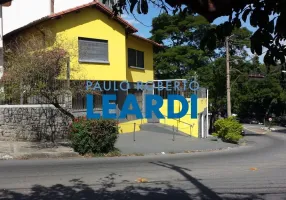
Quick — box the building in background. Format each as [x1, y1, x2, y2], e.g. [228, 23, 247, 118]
[2, 1, 209, 138]
[4, 0, 159, 116]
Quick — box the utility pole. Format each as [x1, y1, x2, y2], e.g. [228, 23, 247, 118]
[50, 0, 54, 14]
[226, 36, 231, 117]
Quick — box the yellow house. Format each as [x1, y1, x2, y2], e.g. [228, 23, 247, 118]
[4, 1, 161, 83]
[4, 1, 209, 138]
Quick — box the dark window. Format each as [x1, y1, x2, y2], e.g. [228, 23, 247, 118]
[78, 37, 108, 63]
[128, 48, 144, 69]
[128, 48, 136, 67]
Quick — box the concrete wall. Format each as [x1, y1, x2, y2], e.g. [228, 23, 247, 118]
[0, 99, 138, 141]
[0, 105, 71, 141]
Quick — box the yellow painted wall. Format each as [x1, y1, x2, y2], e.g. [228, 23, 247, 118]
[5, 7, 155, 82]
[159, 98, 208, 138]
[117, 97, 207, 136]
[118, 119, 148, 134]
[126, 35, 154, 83]
[51, 8, 127, 81]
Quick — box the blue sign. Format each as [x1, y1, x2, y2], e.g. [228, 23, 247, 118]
[86, 81, 199, 120]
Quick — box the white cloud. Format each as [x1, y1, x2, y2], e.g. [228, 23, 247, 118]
[121, 13, 139, 25]
[245, 47, 266, 63]
[3, 0, 92, 34]
[3, 0, 49, 34]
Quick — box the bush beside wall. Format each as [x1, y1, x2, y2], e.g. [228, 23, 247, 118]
[69, 117, 119, 155]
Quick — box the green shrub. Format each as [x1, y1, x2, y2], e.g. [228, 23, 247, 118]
[69, 117, 119, 155]
[214, 117, 243, 144]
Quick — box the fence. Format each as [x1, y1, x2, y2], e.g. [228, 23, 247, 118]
[0, 79, 208, 117]
[152, 79, 207, 99]
[0, 79, 67, 105]
[72, 91, 102, 110]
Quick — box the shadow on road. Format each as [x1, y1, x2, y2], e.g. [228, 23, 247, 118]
[1, 163, 284, 200]
[271, 129, 286, 134]
[0, 177, 190, 200]
[150, 161, 222, 200]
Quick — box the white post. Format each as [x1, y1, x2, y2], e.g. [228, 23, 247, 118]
[206, 89, 209, 138]
[226, 36, 232, 117]
[50, 0, 54, 14]
[201, 113, 204, 138]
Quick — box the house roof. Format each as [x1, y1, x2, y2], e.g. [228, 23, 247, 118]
[130, 34, 163, 47]
[4, 1, 162, 47]
[4, 0, 138, 37]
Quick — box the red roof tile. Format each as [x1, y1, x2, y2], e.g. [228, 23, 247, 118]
[4, 1, 161, 47]
[4, 0, 138, 37]
[131, 34, 163, 47]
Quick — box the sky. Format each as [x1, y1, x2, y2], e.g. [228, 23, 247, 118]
[3, 0, 259, 59]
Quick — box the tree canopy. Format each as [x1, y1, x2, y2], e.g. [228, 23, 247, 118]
[109, 0, 286, 66]
[149, 12, 286, 126]
[151, 14, 211, 79]
[2, 30, 90, 121]
[151, 13, 252, 79]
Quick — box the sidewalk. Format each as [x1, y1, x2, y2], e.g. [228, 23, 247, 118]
[1, 125, 240, 160]
[244, 124, 286, 134]
[0, 141, 78, 160]
[116, 124, 238, 154]
[116, 131, 238, 155]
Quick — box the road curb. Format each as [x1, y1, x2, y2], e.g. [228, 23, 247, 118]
[0, 141, 242, 161]
[244, 127, 268, 134]
[1, 145, 242, 160]
[0, 152, 80, 160]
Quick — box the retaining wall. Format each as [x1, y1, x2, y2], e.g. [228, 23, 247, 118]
[0, 105, 71, 141]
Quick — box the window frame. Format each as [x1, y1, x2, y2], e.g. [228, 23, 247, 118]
[78, 37, 109, 64]
[128, 48, 145, 69]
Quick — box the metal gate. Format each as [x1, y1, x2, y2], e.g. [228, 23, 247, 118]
[144, 85, 159, 123]
[127, 89, 143, 121]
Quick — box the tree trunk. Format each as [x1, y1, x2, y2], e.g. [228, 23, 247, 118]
[53, 102, 75, 121]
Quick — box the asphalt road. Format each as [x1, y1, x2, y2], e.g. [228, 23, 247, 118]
[0, 128, 286, 200]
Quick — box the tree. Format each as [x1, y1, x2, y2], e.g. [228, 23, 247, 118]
[151, 14, 212, 79]
[196, 57, 227, 131]
[232, 61, 286, 122]
[2, 30, 89, 121]
[151, 13, 252, 80]
[199, 52, 286, 124]
[110, 0, 286, 66]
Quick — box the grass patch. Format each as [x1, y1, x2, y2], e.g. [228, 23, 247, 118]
[90, 148, 122, 157]
[134, 153, 144, 156]
[85, 149, 145, 158]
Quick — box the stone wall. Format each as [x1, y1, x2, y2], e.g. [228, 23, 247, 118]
[0, 105, 71, 141]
